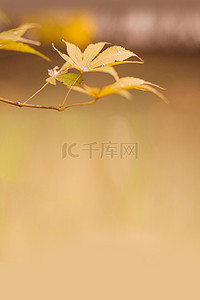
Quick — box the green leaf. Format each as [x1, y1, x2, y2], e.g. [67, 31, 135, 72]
[56, 73, 83, 86]
[0, 40, 50, 61]
[46, 65, 83, 87]
[46, 77, 57, 85]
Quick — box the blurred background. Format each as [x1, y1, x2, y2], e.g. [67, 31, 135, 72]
[0, 0, 200, 298]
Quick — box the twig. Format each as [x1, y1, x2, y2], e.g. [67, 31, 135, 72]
[23, 82, 49, 104]
[0, 97, 60, 110]
[59, 73, 82, 108]
[0, 96, 98, 111]
[61, 98, 98, 110]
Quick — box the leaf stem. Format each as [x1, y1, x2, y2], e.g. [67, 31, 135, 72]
[59, 73, 82, 108]
[61, 98, 98, 111]
[23, 82, 49, 104]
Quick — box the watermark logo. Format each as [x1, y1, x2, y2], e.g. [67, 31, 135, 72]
[62, 142, 138, 159]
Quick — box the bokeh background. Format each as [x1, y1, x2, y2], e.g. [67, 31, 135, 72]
[0, 0, 200, 298]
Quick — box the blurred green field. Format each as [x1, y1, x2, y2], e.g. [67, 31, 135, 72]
[0, 50, 200, 267]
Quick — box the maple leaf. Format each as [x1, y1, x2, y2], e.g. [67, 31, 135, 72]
[52, 40, 143, 80]
[0, 23, 50, 61]
[71, 77, 168, 103]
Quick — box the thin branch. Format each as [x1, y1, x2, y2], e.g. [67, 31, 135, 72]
[59, 73, 82, 108]
[61, 98, 98, 111]
[23, 82, 49, 104]
[0, 96, 98, 111]
[0, 97, 60, 110]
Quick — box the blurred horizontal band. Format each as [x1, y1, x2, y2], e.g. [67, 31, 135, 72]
[1, 7, 200, 52]
[96, 8, 200, 52]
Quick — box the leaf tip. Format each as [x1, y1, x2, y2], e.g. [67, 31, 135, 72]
[34, 41, 41, 46]
[163, 96, 169, 104]
[52, 42, 57, 51]
[45, 56, 52, 62]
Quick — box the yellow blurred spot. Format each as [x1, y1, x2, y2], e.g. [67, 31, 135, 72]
[22, 10, 97, 49]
